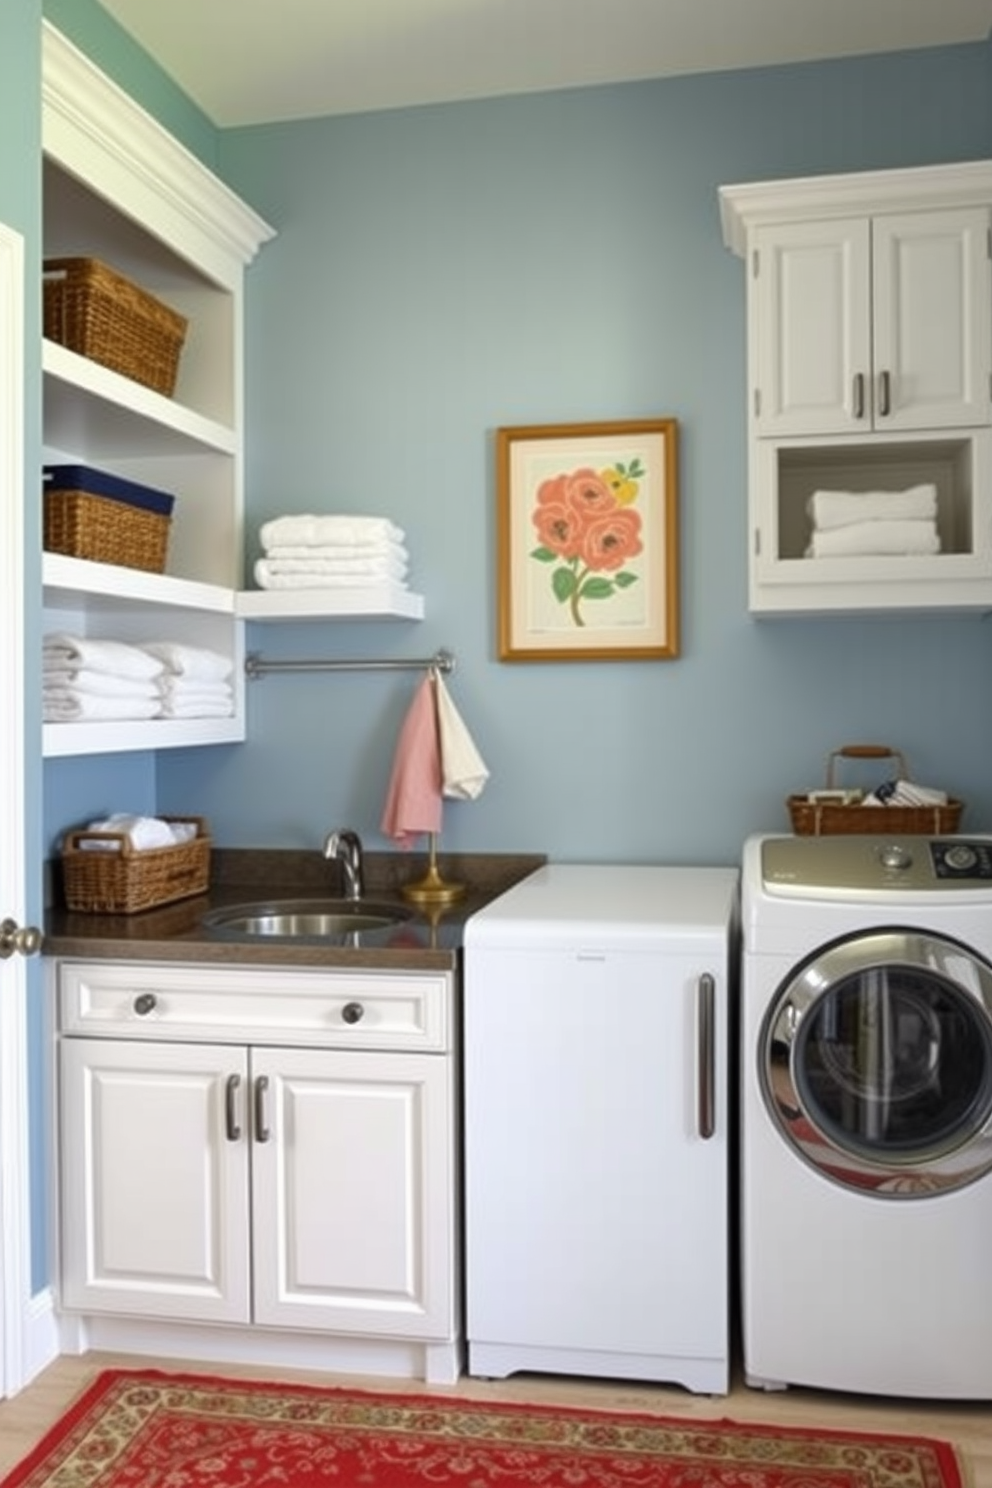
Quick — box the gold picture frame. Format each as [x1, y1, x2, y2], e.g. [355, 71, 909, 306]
[496, 418, 679, 661]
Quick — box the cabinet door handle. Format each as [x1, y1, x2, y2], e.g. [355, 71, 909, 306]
[878, 370, 891, 417]
[697, 973, 716, 1141]
[133, 992, 157, 1016]
[852, 372, 865, 419]
[254, 1074, 271, 1143]
[225, 1072, 242, 1142]
[342, 1001, 365, 1025]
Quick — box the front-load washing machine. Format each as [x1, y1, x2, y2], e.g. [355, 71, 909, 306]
[741, 832, 992, 1399]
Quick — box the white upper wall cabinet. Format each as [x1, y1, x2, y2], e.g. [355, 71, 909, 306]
[752, 209, 991, 438]
[720, 161, 992, 615]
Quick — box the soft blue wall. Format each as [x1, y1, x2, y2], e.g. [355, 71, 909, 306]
[157, 44, 992, 866]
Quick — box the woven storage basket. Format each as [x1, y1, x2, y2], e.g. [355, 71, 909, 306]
[61, 817, 211, 914]
[43, 256, 188, 397]
[787, 745, 963, 836]
[44, 464, 174, 573]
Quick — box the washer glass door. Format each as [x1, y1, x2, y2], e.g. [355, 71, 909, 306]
[763, 929, 992, 1195]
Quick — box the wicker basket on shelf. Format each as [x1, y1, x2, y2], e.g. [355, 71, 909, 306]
[43, 465, 174, 574]
[43, 256, 188, 397]
[786, 745, 963, 836]
[61, 817, 211, 915]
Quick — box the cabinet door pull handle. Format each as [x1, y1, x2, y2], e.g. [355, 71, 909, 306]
[254, 1074, 271, 1143]
[697, 973, 716, 1141]
[342, 1001, 365, 1025]
[225, 1073, 242, 1142]
[878, 370, 891, 417]
[133, 992, 157, 1016]
[852, 372, 865, 419]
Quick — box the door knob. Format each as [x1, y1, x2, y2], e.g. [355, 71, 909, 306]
[0, 918, 43, 960]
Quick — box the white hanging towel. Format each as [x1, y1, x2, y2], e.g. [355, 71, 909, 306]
[435, 673, 490, 800]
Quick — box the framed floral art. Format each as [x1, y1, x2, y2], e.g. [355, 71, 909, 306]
[496, 418, 679, 661]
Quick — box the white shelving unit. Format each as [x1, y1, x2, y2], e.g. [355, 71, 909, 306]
[41, 27, 426, 761]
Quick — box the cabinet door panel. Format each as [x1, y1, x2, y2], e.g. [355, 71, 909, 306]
[59, 1038, 250, 1322]
[872, 208, 992, 431]
[251, 1046, 454, 1339]
[754, 218, 871, 437]
[465, 947, 727, 1364]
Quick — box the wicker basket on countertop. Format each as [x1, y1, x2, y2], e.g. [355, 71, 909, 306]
[60, 817, 211, 914]
[43, 256, 188, 397]
[787, 745, 963, 836]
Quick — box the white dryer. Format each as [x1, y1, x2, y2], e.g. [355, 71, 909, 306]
[741, 832, 992, 1399]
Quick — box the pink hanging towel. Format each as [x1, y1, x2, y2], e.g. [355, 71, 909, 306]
[380, 675, 443, 848]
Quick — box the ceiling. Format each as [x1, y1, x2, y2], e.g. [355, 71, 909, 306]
[94, 0, 992, 129]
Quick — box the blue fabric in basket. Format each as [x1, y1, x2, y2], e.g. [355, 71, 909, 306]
[44, 464, 175, 516]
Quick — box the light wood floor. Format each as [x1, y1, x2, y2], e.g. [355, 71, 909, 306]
[1, 1350, 989, 1483]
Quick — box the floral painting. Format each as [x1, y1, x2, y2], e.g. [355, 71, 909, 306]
[497, 419, 679, 661]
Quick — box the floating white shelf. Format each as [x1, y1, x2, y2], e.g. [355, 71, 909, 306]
[236, 585, 425, 621]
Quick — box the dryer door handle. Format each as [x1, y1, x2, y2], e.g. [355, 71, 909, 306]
[697, 973, 716, 1140]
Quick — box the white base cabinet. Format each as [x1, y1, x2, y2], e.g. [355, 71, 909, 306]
[720, 160, 992, 614]
[55, 960, 459, 1382]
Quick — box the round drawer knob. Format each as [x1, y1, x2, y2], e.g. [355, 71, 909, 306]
[133, 993, 157, 1016]
[341, 1001, 365, 1025]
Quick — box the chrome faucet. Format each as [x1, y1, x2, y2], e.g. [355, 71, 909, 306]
[323, 828, 365, 902]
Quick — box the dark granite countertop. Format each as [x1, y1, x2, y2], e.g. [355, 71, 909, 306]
[43, 849, 546, 973]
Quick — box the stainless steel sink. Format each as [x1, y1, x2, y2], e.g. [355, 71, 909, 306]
[201, 899, 413, 941]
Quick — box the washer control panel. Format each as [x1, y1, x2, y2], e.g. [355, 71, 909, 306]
[761, 835, 992, 891]
[931, 840, 992, 879]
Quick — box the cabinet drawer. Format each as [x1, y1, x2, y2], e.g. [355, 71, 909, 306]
[58, 960, 452, 1051]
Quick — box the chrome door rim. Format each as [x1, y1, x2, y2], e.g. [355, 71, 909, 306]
[761, 929, 992, 1196]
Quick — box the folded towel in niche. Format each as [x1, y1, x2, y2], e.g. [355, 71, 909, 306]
[259, 514, 406, 550]
[805, 519, 940, 558]
[42, 668, 160, 700]
[435, 673, 489, 801]
[806, 485, 938, 530]
[43, 690, 160, 722]
[380, 674, 444, 848]
[43, 632, 165, 681]
[141, 641, 233, 681]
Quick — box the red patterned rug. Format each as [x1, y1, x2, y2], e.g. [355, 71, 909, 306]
[0, 1369, 964, 1488]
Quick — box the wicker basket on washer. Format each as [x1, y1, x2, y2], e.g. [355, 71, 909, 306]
[787, 745, 963, 836]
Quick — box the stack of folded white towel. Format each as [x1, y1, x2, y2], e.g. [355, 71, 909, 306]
[253, 514, 410, 591]
[804, 484, 941, 557]
[44, 633, 163, 722]
[144, 641, 235, 718]
[43, 633, 234, 722]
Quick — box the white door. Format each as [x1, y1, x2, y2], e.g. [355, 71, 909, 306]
[753, 216, 871, 437]
[0, 221, 34, 1400]
[465, 946, 728, 1372]
[872, 207, 992, 432]
[251, 1045, 455, 1339]
[59, 1038, 251, 1323]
